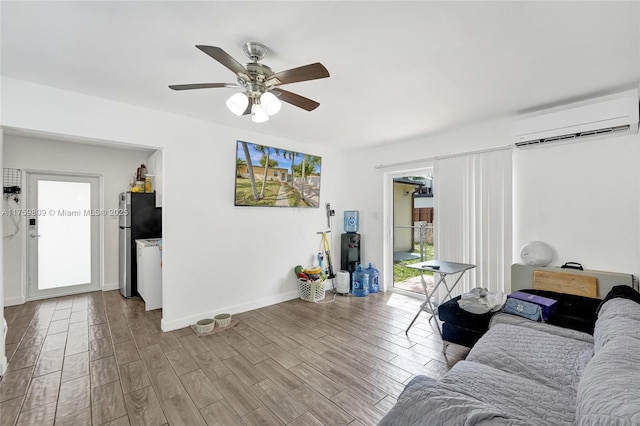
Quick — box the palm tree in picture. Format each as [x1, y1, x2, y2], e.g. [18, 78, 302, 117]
[299, 154, 321, 202]
[259, 155, 280, 198]
[254, 144, 280, 199]
[281, 149, 301, 200]
[300, 154, 307, 201]
[240, 141, 259, 201]
[281, 150, 298, 182]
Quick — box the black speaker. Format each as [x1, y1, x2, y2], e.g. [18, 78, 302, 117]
[341, 233, 361, 290]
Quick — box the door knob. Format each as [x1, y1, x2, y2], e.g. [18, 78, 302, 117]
[30, 234, 41, 238]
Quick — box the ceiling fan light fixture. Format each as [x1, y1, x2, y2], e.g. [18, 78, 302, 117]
[251, 103, 269, 123]
[170, 43, 330, 119]
[226, 92, 249, 116]
[260, 92, 282, 116]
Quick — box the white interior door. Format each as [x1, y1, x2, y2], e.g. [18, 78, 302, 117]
[27, 172, 101, 299]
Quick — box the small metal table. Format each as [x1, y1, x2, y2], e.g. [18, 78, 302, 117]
[405, 260, 476, 336]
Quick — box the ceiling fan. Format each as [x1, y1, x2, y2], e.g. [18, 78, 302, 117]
[169, 42, 330, 123]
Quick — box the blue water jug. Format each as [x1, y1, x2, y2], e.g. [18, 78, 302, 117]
[352, 264, 369, 297]
[365, 262, 379, 293]
[344, 211, 359, 233]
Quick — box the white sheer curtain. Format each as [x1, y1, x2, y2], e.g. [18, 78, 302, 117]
[434, 148, 512, 301]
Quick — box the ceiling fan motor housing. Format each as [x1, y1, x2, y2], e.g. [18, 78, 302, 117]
[243, 41, 268, 62]
[240, 63, 276, 98]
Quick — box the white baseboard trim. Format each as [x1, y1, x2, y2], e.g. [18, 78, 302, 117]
[102, 282, 119, 292]
[161, 290, 300, 332]
[4, 296, 25, 307]
[0, 355, 7, 377]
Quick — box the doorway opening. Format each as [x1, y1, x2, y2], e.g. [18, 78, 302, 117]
[26, 171, 101, 300]
[391, 172, 434, 295]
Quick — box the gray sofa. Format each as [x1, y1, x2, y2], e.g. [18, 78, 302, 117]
[379, 294, 640, 425]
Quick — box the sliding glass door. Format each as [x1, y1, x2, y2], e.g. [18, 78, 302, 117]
[389, 170, 435, 296]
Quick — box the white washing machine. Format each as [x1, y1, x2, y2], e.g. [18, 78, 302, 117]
[136, 238, 163, 311]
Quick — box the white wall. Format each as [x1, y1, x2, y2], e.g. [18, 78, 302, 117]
[146, 149, 163, 207]
[513, 135, 639, 275]
[0, 129, 6, 376]
[393, 182, 414, 252]
[2, 134, 153, 305]
[347, 114, 640, 292]
[1, 77, 348, 331]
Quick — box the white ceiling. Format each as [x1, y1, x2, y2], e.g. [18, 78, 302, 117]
[2, 1, 639, 150]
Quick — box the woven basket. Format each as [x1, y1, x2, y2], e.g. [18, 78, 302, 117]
[298, 278, 326, 303]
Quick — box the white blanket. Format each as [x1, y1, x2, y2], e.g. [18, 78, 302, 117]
[458, 287, 506, 314]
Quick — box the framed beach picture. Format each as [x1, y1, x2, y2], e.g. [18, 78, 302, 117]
[235, 140, 322, 207]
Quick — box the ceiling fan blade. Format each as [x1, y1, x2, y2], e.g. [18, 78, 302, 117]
[168, 83, 238, 91]
[196, 45, 249, 78]
[266, 63, 329, 87]
[271, 88, 320, 111]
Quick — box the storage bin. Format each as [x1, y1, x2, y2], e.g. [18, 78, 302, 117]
[299, 278, 326, 302]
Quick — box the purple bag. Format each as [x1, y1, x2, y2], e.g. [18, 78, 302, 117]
[508, 291, 557, 320]
[503, 298, 543, 321]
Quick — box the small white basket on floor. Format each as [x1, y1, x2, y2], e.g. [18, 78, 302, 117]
[298, 278, 326, 303]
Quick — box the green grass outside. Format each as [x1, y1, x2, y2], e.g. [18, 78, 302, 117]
[283, 183, 310, 207]
[393, 242, 435, 283]
[235, 178, 310, 207]
[235, 178, 282, 206]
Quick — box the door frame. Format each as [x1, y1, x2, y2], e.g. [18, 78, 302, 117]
[383, 165, 434, 299]
[25, 170, 104, 301]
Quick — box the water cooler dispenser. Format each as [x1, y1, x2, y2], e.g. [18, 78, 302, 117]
[341, 211, 361, 291]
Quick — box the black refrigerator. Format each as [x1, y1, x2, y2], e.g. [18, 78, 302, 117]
[119, 192, 162, 298]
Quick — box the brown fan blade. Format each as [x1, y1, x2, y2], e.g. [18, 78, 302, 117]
[271, 88, 320, 111]
[196, 45, 249, 78]
[266, 63, 329, 86]
[168, 83, 238, 91]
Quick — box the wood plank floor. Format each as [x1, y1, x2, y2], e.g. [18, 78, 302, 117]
[1, 290, 468, 425]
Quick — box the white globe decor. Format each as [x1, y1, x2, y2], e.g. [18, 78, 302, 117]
[520, 241, 554, 267]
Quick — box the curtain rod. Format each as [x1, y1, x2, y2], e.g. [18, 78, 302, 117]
[374, 144, 513, 169]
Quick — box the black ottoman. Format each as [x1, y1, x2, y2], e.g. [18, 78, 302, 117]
[438, 295, 494, 349]
[518, 289, 600, 334]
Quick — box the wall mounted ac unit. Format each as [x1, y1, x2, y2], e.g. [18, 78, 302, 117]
[512, 95, 639, 147]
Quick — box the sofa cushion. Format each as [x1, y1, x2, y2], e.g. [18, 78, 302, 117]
[378, 360, 577, 426]
[467, 316, 593, 391]
[594, 297, 640, 352]
[596, 284, 640, 317]
[576, 337, 640, 425]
